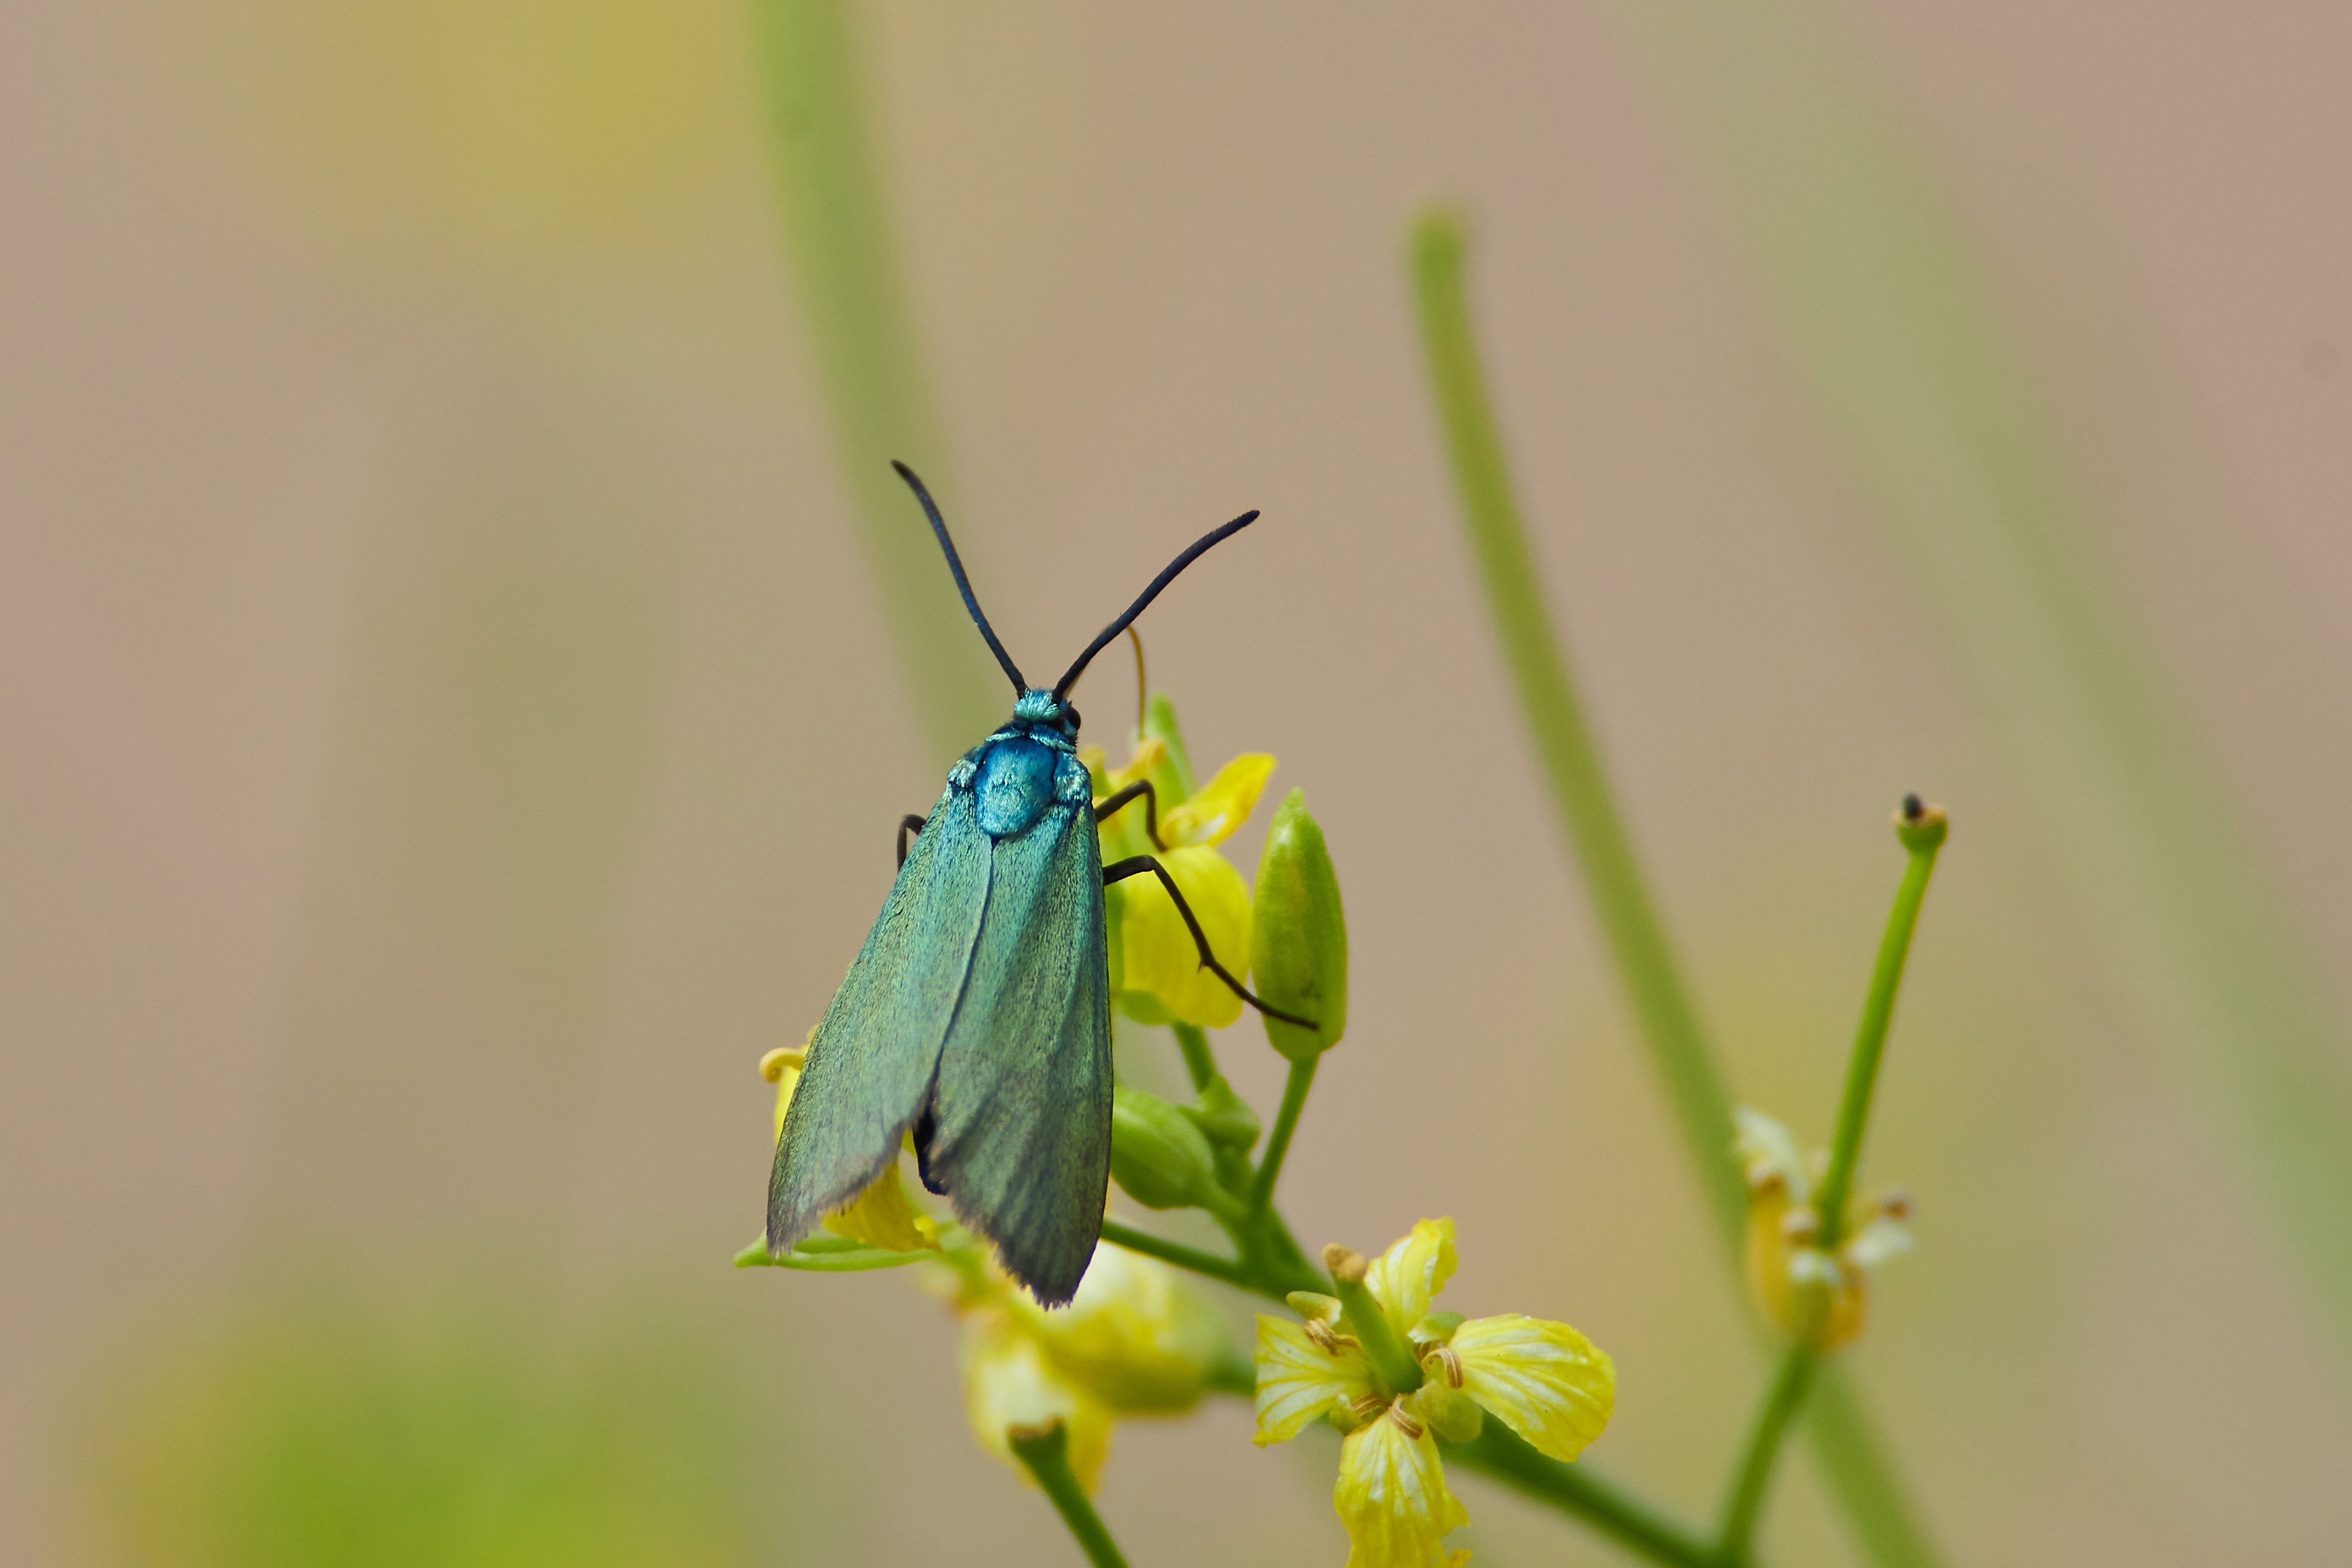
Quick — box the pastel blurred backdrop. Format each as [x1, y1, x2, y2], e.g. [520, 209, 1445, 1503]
[6, 2, 2351, 1565]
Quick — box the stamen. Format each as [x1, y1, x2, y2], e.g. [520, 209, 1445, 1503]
[1385, 1398, 1425, 1440]
[1350, 1393, 1387, 1423]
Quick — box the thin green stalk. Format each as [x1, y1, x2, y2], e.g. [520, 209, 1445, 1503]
[1447, 1422, 1729, 1568]
[1815, 806, 1946, 1246]
[1627, 0, 2352, 1372]
[1098, 1219, 1259, 1295]
[1409, 209, 1746, 1246]
[747, 0, 999, 761]
[1328, 1253, 1424, 1394]
[1247, 1058, 1317, 1219]
[1410, 209, 1943, 1568]
[1718, 1346, 1818, 1564]
[1008, 1420, 1130, 1568]
[1171, 1021, 1219, 1094]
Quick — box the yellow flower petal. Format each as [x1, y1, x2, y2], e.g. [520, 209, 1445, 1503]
[820, 1163, 942, 1253]
[1733, 1107, 1810, 1202]
[1115, 845, 1252, 1028]
[1011, 1244, 1224, 1413]
[1364, 1219, 1458, 1339]
[1844, 1214, 1912, 1270]
[1254, 1317, 1376, 1447]
[764, 1042, 810, 1141]
[965, 1317, 1114, 1493]
[1160, 753, 1275, 848]
[1335, 1406, 1469, 1568]
[1092, 738, 1169, 863]
[771, 1034, 939, 1254]
[1448, 1314, 1614, 1462]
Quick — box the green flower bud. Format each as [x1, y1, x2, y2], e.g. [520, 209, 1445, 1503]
[1110, 1085, 1222, 1211]
[1408, 1381, 1485, 1444]
[1182, 1074, 1262, 1153]
[1250, 788, 1348, 1061]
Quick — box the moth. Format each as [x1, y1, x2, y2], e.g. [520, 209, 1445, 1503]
[766, 463, 1310, 1305]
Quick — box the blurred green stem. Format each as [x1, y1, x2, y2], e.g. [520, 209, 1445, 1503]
[1407, 210, 1746, 1245]
[1008, 1420, 1130, 1568]
[1446, 1423, 1729, 1568]
[1623, 0, 2352, 1368]
[1409, 208, 1944, 1568]
[1172, 1020, 1219, 1092]
[747, 0, 999, 760]
[1718, 1346, 1818, 1564]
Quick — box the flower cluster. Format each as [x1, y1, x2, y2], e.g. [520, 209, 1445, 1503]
[748, 685, 1936, 1568]
[1255, 1219, 1614, 1567]
[1084, 717, 1274, 1028]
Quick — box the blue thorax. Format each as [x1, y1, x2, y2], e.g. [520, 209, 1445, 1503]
[957, 689, 1087, 839]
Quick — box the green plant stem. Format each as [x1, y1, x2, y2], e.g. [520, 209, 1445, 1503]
[1008, 1420, 1130, 1568]
[1098, 1220, 1260, 1294]
[1815, 815, 1945, 1245]
[1628, 0, 2352, 1373]
[747, 0, 998, 761]
[1171, 1021, 1219, 1093]
[1331, 1271, 1424, 1394]
[1247, 1058, 1317, 1219]
[1446, 1422, 1729, 1568]
[1410, 208, 1943, 1568]
[1409, 209, 1746, 1246]
[1717, 1345, 1818, 1564]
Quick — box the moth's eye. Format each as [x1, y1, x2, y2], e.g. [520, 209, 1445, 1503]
[1062, 705, 1081, 732]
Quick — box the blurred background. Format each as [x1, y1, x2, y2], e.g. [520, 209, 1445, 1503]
[6, 1, 2350, 1564]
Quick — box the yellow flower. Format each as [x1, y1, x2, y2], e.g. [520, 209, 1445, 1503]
[762, 1043, 940, 1254]
[1734, 1107, 1911, 1351]
[1253, 1220, 1614, 1567]
[1084, 735, 1276, 1029]
[933, 1238, 1230, 1493]
[962, 1312, 1115, 1492]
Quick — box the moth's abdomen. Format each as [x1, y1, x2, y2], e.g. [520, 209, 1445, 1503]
[973, 737, 1059, 839]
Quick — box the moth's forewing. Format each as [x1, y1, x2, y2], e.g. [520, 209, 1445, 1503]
[928, 758, 1113, 1307]
[767, 785, 989, 1255]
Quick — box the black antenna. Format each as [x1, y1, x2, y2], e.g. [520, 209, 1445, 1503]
[1054, 510, 1260, 700]
[893, 461, 1025, 694]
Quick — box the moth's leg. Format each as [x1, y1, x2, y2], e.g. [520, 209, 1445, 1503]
[897, 814, 927, 870]
[1102, 854, 1318, 1029]
[1092, 780, 1166, 850]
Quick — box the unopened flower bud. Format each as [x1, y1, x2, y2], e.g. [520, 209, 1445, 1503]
[1110, 1086, 1222, 1211]
[1407, 1380, 1485, 1444]
[1182, 1074, 1262, 1152]
[1252, 788, 1348, 1062]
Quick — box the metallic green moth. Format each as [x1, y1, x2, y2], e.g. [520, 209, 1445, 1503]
[766, 463, 1308, 1306]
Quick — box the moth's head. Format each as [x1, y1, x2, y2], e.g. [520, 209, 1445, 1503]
[1013, 687, 1080, 738]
